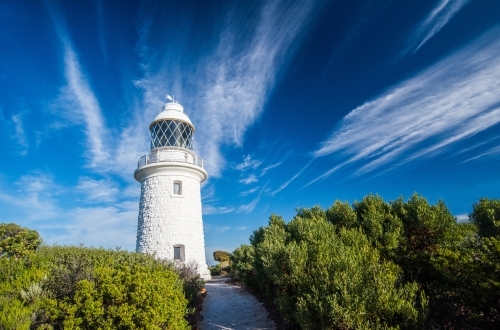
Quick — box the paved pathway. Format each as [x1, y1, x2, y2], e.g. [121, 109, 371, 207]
[199, 276, 275, 330]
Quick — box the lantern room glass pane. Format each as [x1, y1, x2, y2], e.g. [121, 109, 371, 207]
[150, 120, 194, 150]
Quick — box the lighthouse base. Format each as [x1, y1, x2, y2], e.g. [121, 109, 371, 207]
[198, 264, 211, 281]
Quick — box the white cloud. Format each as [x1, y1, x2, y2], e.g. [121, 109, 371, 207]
[0, 110, 29, 155]
[406, 0, 470, 54]
[11, 114, 28, 155]
[239, 174, 258, 185]
[0, 171, 138, 250]
[462, 145, 500, 163]
[313, 28, 500, 181]
[236, 226, 247, 231]
[455, 214, 469, 222]
[239, 187, 259, 196]
[272, 160, 313, 195]
[236, 155, 262, 171]
[76, 177, 120, 203]
[260, 162, 282, 176]
[237, 196, 260, 213]
[204, 224, 231, 233]
[41, 203, 137, 250]
[7, 173, 62, 220]
[135, 0, 323, 178]
[51, 27, 149, 179]
[202, 205, 235, 215]
[59, 43, 110, 169]
[217, 226, 230, 233]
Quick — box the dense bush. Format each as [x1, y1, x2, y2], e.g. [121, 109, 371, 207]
[0, 223, 42, 259]
[210, 251, 231, 275]
[232, 194, 500, 329]
[33, 246, 190, 329]
[0, 227, 203, 330]
[0, 252, 47, 329]
[213, 251, 231, 263]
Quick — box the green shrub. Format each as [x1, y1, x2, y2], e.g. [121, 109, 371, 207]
[43, 262, 188, 329]
[232, 195, 500, 329]
[213, 251, 231, 263]
[233, 209, 425, 329]
[470, 198, 500, 238]
[0, 249, 49, 330]
[174, 261, 205, 308]
[33, 246, 190, 329]
[230, 244, 255, 284]
[0, 243, 193, 330]
[0, 223, 42, 259]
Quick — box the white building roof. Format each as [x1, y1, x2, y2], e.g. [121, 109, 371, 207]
[150, 102, 194, 129]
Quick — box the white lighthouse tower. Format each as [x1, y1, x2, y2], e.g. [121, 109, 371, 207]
[134, 96, 211, 280]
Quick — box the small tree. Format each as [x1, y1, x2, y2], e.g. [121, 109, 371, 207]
[213, 250, 231, 263]
[0, 223, 42, 259]
[470, 198, 500, 238]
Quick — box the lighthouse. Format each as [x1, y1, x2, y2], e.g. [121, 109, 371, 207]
[134, 97, 211, 280]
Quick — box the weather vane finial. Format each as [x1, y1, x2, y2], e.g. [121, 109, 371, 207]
[166, 94, 176, 103]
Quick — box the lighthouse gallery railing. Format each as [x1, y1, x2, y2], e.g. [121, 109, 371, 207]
[137, 148, 204, 169]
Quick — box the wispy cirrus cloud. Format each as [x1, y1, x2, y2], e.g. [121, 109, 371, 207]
[135, 0, 324, 178]
[462, 145, 500, 163]
[0, 108, 29, 155]
[0, 172, 61, 222]
[57, 41, 109, 169]
[194, 1, 321, 177]
[11, 114, 29, 154]
[76, 176, 119, 203]
[53, 22, 147, 178]
[202, 205, 235, 215]
[406, 0, 470, 55]
[272, 160, 313, 195]
[313, 28, 500, 182]
[41, 202, 138, 250]
[0, 171, 138, 250]
[236, 196, 260, 213]
[235, 155, 262, 171]
[260, 162, 282, 176]
[239, 174, 258, 185]
[239, 187, 259, 196]
[204, 224, 231, 233]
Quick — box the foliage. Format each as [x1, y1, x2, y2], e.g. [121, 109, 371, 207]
[33, 246, 190, 329]
[0, 223, 42, 259]
[1, 239, 199, 330]
[211, 251, 231, 276]
[213, 251, 231, 263]
[174, 261, 205, 308]
[470, 198, 500, 237]
[233, 210, 424, 329]
[232, 195, 500, 329]
[0, 253, 48, 330]
[230, 244, 255, 284]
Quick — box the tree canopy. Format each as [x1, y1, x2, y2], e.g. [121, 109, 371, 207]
[232, 194, 500, 329]
[0, 223, 41, 259]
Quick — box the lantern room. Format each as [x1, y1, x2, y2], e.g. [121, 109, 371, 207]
[149, 101, 194, 150]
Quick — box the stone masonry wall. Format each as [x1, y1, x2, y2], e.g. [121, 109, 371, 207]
[136, 174, 210, 279]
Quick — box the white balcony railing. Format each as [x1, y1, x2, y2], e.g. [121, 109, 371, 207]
[137, 148, 204, 169]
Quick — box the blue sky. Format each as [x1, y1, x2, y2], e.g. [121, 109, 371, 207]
[1, 0, 499, 264]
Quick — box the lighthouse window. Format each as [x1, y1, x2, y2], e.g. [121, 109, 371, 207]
[173, 244, 185, 261]
[174, 247, 181, 259]
[173, 181, 182, 195]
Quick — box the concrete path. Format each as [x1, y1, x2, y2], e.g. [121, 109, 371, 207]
[199, 276, 275, 330]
